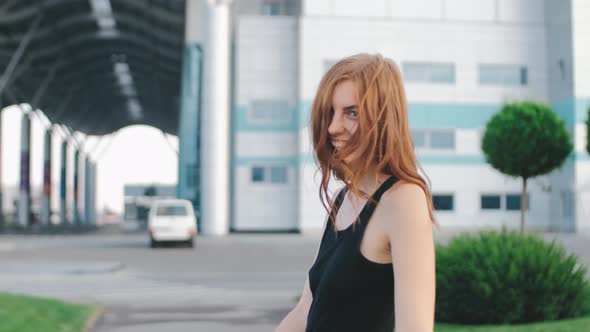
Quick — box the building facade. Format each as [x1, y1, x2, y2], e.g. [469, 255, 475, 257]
[191, 0, 590, 234]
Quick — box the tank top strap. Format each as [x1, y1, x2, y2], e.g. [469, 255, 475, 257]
[354, 175, 399, 236]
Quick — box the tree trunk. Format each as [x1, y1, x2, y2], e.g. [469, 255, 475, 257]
[521, 178, 528, 233]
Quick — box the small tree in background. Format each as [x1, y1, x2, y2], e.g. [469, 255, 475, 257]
[482, 102, 573, 232]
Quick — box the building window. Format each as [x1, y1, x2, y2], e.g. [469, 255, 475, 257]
[506, 193, 530, 211]
[412, 129, 455, 150]
[251, 166, 265, 182]
[481, 195, 501, 210]
[429, 130, 455, 149]
[561, 191, 573, 218]
[433, 194, 454, 211]
[262, 1, 280, 15]
[479, 64, 528, 86]
[248, 100, 290, 125]
[403, 62, 455, 84]
[270, 166, 288, 183]
[251, 165, 288, 184]
[411, 129, 426, 148]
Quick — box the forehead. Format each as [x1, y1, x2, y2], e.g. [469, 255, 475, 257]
[331, 80, 357, 109]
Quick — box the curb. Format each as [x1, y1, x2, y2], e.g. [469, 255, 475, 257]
[67, 262, 126, 275]
[83, 305, 105, 332]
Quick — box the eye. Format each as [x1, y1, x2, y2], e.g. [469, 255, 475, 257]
[347, 109, 358, 119]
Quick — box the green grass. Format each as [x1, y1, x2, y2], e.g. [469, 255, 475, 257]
[434, 287, 590, 331]
[434, 316, 590, 331]
[0, 293, 100, 332]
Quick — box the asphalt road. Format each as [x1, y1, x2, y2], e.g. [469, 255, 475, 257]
[0, 226, 588, 331]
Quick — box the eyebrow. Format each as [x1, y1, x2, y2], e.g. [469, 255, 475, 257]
[342, 105, 357, 111]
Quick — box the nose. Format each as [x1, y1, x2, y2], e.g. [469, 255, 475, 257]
[328, 111, 343, 137]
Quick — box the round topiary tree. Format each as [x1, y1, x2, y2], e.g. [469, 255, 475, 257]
[435, 228, 590, 325]
[482, 102, 573, 232]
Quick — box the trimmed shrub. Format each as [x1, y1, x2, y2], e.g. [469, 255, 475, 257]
[481, 102, 573, 232]
[435, 228, 589, 324]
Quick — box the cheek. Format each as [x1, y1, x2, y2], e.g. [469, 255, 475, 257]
[344, 120, 358, 136]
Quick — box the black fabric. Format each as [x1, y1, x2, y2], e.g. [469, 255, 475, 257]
[306, 175, 399, 332]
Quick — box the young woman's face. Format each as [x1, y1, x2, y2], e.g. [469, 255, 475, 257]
[329, 80, 359, 162]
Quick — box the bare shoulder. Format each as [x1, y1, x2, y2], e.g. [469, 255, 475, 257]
[383, 180, 429, 211]
[377, 180, 431, 230]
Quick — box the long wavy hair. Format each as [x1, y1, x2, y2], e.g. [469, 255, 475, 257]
[310, 53, 438, 229]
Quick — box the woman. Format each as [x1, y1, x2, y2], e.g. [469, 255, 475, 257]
[275, 53, 438, 332]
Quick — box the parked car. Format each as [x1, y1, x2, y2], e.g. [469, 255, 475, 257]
[148, 199, 197, 248]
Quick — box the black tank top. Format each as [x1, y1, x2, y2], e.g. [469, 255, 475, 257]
[306, 175, 399, 332]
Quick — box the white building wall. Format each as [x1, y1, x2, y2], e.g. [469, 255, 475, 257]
[233, 16, 299, 231]
[544, 0, 574, 101]
[234, 166, 298, 229]
[455, 129, 482, 155]
[298, 0, 555, 231]
[542, 0, 574, 232]
[389, 0, 443, 19]
[299, 17, 547, 103]
[228, 0, 581, 233]
[444, 0, 496, 22]
[571, 0, 590, 233]
[497, 0, 545, 24]
[577, 160, 590, 234]
[425, 164, 552, 230]
[572, 0, 590, 98]
[303, 0, 546, 23]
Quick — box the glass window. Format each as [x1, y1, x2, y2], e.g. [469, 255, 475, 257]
[520, 67, 528, 85]
[156, 205, 188, 216]
[479, 64, 528, 86]
[506, 194, 530, 210]
[411, 129, 426, 148]
[248, 100, 290, 125]
[251, 166, 265, 182]
[429, 63, 456, 83]
[433, 194, 454, 211]
[263, 2, 280, 15]
[270, 166, 288, 183]
[481, 195, 501, 210]
[561, 191, 573, 218]
[403, 62, 455, 84]
[429, 130, 455, 149]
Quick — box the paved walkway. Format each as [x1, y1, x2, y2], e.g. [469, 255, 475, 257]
[0, 227, 588, 331]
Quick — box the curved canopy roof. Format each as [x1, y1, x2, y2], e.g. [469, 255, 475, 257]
[0, 0, 185, 135]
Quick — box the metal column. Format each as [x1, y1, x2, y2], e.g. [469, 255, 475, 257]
[73, 148, 79, 225]
[41, 127, 52, 226]
[59, 137, 67, 224]
[18, 111, 31, 226]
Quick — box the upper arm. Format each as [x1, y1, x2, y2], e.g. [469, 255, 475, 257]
[295, 275, 313, 316]
[383, 183, 436, 331]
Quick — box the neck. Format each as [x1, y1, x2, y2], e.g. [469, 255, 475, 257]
[356, 170, 389, 195]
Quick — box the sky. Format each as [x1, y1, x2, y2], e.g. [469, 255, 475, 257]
[1, 104, 179, 216]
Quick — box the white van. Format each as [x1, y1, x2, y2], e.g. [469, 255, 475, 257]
[148, 199, 197, 248]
